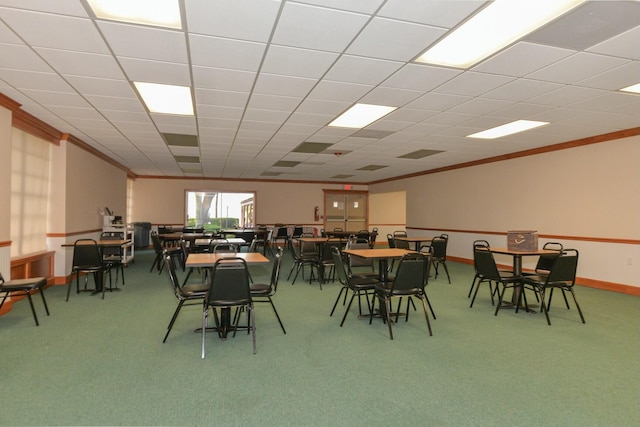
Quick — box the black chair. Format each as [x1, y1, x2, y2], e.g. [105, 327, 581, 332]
[371, 252, 433, 339]
[287, 239, 321, 287]
[524, 242, 564, 278]
[393, 230, 410, 250]
[248, 247, 286, 334]
[161, 251, 208, 343]
[330, 246, 379, 326]
[469, 249, 522, 315]
[211, 242, 238, 254]
[0, 272, 49, 326]
[386, 233, 397, 272]
[249, 228, 273, 256]
[369, 227, 378, 248]
[430, 234, 451, 283]
[67, 239, 108, 301]
[150, 231, 180, 273]
[468, 240, 514, 298]
[521, 249, 585, 325]
[319, 240, 342, 283]
[202, 257, 255, 358]
[100, 231, 125, 289]
[271, 225, 289, 248]
[345, 241, 377, 279]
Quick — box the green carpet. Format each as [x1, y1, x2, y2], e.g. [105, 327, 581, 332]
[1, 249, 638, 426]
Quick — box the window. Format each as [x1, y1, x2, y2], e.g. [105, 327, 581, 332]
[11, 128, 50, 257]
[185, 191, 255, 231]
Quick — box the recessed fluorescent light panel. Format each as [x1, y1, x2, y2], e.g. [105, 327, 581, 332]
[415, 0, 586, 69]
[87, 0, 182, 29]
[134, 82, 193, 115]
[467, 120, 549, 139]
[328, 103, 397, 129]
[619, 83, 640, 94]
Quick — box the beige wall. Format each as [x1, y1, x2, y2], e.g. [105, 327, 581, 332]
[62, 143, 128, 233]
[369, 190, 406, 239]
[131, 178, 368, 228]
[0, 107, 11, 242]
[370, 136, 640, 287]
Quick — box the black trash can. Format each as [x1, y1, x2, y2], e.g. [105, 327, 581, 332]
[133, 222, 152, 248]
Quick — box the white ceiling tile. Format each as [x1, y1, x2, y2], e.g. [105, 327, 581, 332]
[433, 71, 514, 97]
[0, 9, 108, 53]
[379, 0, 485, 28]
[189, 34, 265, 71]
[185, 0, 281, 42]
[0, 69, 74, 92]
[65, 76, 134, 97]
[405, 92, 471, 111]
[296, 98, 351, 115]
[242, 108, 290, 123]
[381, 63, 461, 91]
[97, 21, 188, 63]
[253, 73, 317, 97]
[0, 42, 52, 72]
[192, 66, 256, 92]
[529, 85, 606, 107]
[347, 17, 447, 61]
[118, 57, 191, 86]
[588, 25, 640, 60]
[449, 98, 512, 115]
[247, 93, 303, 111]
[360, 87, 422, 106]
[195, 88, 249, 108]
[84, 95, 146, 112]
[196, 105, 244, 120]
[261, 45, 339, 79]
[272, 2, 369, 52]
[19, 89, 92, 108]
[483, 79, 563, 102]
[308, 80, 372, 102]
[577, 61, 640, 91]
[323, 55, 403, 85]
[527, 52, 629, 84]
[35, 47, 124, 79]
[291, 0, 383, 14]
[473, 42, 574, 77]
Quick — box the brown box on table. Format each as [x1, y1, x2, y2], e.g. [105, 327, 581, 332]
[507, 230, 538, 252]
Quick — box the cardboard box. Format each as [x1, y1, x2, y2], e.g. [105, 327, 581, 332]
[507, 230, 538, 252]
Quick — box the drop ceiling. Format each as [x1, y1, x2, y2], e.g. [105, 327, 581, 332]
[0, 0, 638, 183]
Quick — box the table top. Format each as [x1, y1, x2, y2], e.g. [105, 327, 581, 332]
[394, 236, 433, 243]
[160, 232, 207, 240]
[186, 252, 270, 267]
[194, 237, 246, 246]
[343, 248, 416, 259]
[489, 247, 557, 256]
[296, 237, 343, 243]
[62, 239, 131, 247]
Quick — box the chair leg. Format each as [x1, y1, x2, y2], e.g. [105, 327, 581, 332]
[163, 300, 185, 343]
[494, 282, 508, 316]
[330, 286, 348, 316]
[267, 297, 286, 334]
[24, 292, 39, 326]
[39, 286, 50, 316]
[384, 296, 394, 340]
[250, 304, 256, 354]
[420, 295, 433, 336]
[340, 292, 357, 327]
[568, 288, 586, 324]
[441, 262, 451, 284]
[202, 307, 209, 359]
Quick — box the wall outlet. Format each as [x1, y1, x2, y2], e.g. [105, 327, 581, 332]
[627, 257, 633, 266]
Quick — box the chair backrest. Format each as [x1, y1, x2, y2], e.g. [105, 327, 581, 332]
[473, 248, 502, 281]
[535, 242, 564, 273]
[151, 232, 163, 253]
[390, 253, 429, 292]
[393, 230, 407, 238]
[292, 225, 304, 238]
[163, 251, 182, 297]
[369, 228, 378, 247]
[213, 243, 238, 254]
[472, 240, 490, 273]
[419, 245, 434, 284]
[268, 248, 283, 293]
[333, 227, 343, 232]
[73, 239, 102, 268]
[100, 231, 124, 257]
[331, 246, 349, 286]
[386, 234, 396, 248]
[0, 271, 5, 284]
[207, 258, 251, 305]
[275, 226, 289, 239]
[545, 249, 578, 285]
[430, 235, 448, 259]
[300, 239, 317, 257]
[394, 236, 411, 250]
[347, 241, 373, 269]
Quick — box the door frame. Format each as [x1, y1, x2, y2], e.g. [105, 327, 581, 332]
[322, 189, 369, 232]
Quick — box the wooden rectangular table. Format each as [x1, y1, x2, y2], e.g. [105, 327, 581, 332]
[489, 247, 557, 307]
[393, 236, 433, 251]
[186, 252, 270, 339]
[343, 248, 416, 282]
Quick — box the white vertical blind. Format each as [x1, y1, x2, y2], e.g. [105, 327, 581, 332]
[10, 128, 50, 257]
